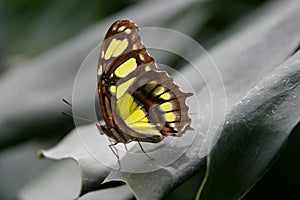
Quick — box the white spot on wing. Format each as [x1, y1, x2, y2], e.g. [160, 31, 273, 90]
[131, 34, 136, 40]
[139, 53, 145, 61]
[124, 29, 131, 34]
[118, 26, 126, 32]
[98, 65, 102, 76]
[145, 65, 151, 71]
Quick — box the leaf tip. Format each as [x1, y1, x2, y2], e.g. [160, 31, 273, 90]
[37, 149, 45, 159]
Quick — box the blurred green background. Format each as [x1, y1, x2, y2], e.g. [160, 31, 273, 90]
[0, 0, 299, 199]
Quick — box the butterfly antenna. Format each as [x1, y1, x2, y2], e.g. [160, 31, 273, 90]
[61, 111, 97, 123]
[62, 98, 98, 123]
[124, 143, 129, 152]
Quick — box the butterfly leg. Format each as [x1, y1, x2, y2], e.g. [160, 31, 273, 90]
[124, 143, 129, 152]
[108, 139, 121, 170]
[137, 139, 154, 160]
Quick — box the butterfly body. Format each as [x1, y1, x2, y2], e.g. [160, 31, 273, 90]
[97, 20, 192, 144]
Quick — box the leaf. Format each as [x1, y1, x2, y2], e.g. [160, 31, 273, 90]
[79, 185, 133, 200]
[0, 140, 56, 200]
[197, 50, 300, 200]
[17, 157, 133, 200]
[18, 159, 82, 200]
[39, 125, 111, 195]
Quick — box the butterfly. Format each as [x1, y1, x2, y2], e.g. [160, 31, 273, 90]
[97, 20, 192, 156]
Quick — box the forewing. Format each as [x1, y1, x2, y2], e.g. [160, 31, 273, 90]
[97, 20, 146, 79]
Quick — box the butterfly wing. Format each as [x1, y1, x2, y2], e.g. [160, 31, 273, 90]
[97, 20, 150, 77]
[97, 20, 192, 143]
